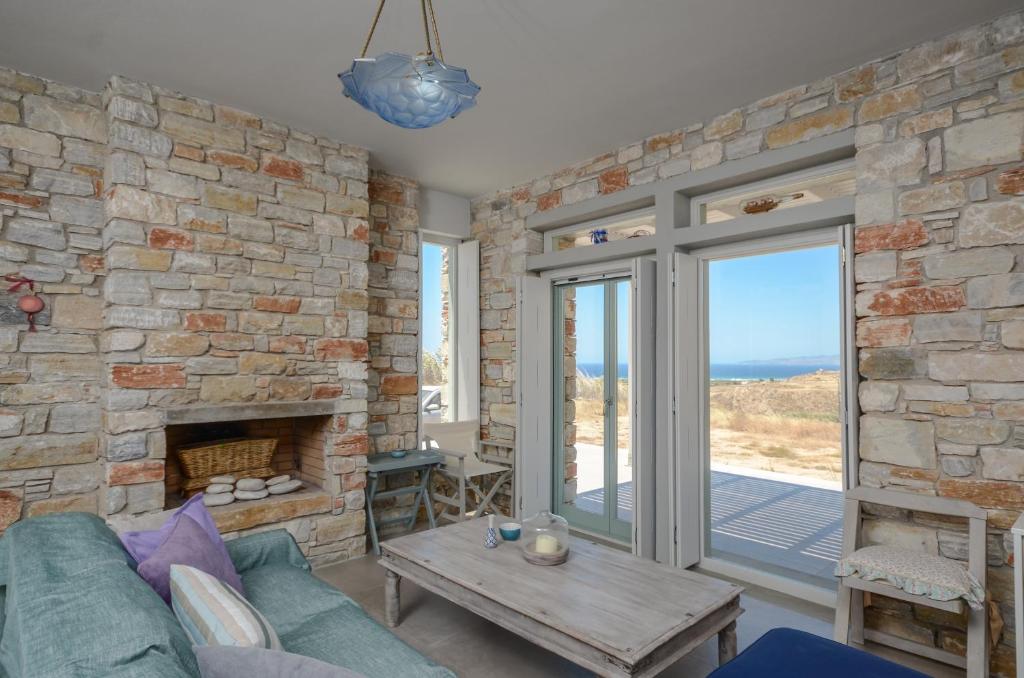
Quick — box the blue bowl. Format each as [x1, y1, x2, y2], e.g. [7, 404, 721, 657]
[499, 523, 521, 541]
[390, 450, 408, 459]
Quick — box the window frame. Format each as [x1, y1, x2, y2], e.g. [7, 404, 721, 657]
[688, 158, 854, 228]
[420, 234, 461, 424]
[542, 206, 656, 254]
[675, 225, 853, 607]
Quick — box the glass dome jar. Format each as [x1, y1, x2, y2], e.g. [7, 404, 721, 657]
[520, 510, 570, 565]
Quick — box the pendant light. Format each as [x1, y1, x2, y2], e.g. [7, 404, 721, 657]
[339, 0, 480, 129]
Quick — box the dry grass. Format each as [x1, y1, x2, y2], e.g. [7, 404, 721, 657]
[708, 408, 838, 446]
[573, 374, 630, 448]
[570, 370, 843, 483]
[709, 371, 841, 482]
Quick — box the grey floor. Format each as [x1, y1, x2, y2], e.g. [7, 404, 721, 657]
[577, 471, 842, 587]
[316, 552, 962, 678]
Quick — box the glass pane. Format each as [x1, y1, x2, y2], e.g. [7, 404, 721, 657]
[707, 245, 842, 589]
[700, 167, 855, 224]
[552, 211, 655, 251]
[615, 280, 633, 524]
[421, 242, 453, 423]
[564, 283, 605, 516]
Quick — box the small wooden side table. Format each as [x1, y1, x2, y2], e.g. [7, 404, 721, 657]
[365, 450, 443, 555]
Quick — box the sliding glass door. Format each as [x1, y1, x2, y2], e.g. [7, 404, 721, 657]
[553, 277, 632, 541]
[703, 240, 844, 589]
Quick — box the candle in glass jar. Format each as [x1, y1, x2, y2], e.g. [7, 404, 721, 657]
[534, 533, 559, 555]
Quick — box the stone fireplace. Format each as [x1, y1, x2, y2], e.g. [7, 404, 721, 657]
[162, 405, 336, 509]
[91, 76, 379, 565]
[0, 66, 418, 567]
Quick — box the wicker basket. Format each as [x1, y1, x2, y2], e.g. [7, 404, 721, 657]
[176, 438, 278, 496]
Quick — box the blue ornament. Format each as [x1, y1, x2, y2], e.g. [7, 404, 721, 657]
[340, 52, 480, 129]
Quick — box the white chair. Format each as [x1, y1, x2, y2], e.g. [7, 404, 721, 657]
[834, 486, 989, 677]
[422, 420, 513, 522]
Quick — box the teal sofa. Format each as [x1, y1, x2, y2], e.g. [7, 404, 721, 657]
[0, 512, 453, 678]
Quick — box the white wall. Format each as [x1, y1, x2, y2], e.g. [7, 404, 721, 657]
[420, 188, 471, 239]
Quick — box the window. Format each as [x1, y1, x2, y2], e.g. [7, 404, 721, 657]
[421, 239, 457, 423]
[553, 275, 634, 542]
[695, 163, 855, 225]
[701, 238, 845, 590]
[546, 207, 655, 252]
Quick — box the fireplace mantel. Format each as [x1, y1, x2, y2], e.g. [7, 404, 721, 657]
[163, 400, 341, 426]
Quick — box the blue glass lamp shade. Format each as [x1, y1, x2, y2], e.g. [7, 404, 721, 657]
[339, 52, 480, 129]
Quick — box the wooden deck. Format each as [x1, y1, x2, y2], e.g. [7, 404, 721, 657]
[577, 470, 842, 588]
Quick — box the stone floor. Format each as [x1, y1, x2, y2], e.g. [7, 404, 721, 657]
[316, 553, 963, 678]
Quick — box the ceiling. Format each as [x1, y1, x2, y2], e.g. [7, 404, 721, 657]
[0, 1, 1018, 198]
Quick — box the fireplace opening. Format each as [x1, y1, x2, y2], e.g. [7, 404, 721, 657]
[164, 415, 332, 510]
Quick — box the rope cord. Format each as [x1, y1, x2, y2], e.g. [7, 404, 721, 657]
[359, 0, 387, 58]
[359, 0, 445, 62]
[426, 0, 444, 61]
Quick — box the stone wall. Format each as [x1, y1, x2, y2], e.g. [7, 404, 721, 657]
[471, 10, 1024, 674]
[561, 287, 577, 504]
[99, 75, 372, 530]
[0, 69, 107, 526]
[367, 171, 419, 454]
[0, 64, 422, 567]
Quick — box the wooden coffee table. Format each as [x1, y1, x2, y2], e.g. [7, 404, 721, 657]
[379, 520, 743, 677]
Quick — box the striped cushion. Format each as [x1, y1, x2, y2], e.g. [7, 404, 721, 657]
[170, 564, 281, 650]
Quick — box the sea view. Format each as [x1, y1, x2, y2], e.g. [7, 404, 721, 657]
[576, 362, 840, 381]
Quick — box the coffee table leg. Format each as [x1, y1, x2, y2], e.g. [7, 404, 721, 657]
[718, 620, 737, 665]
[385, 569, 401, 627]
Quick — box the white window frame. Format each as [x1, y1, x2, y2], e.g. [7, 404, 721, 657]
[517, 256, 656, 555]
[677, 226, 853, 608]
[542, 206, 657, 254]
[688, 158, 854, 229]
[420, 235, 459, 424]
[419, 234, 480, 427]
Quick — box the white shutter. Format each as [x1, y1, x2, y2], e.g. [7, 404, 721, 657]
[632, 257, 657, 558]
[516, 274, 552, 519]
[455, 240, 480, 422]
[674, 251, 702, 568]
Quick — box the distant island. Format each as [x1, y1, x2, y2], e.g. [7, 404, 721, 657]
[737, 355, 840, 367]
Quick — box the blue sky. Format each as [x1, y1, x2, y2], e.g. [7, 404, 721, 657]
[422, 243, 445, 355]
[572, 245, 839, 366]
[424, 243, 839, 367]
[573, 281, 629, 366]
[708, 245, 840, 364]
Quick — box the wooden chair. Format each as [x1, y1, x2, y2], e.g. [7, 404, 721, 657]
[834, 486, 988, 677]
[422, 420, 513, 522]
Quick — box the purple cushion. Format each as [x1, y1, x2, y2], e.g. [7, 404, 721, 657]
[121, 493, 225, 564]
[137, 514, 243, 603]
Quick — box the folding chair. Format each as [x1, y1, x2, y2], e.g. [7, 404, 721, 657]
[422, 420, 513, 521]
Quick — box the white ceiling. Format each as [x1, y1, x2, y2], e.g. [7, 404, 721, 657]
[0, 1, 1018, 197]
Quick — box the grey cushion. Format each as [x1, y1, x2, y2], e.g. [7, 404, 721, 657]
[195, 646, 365, 678]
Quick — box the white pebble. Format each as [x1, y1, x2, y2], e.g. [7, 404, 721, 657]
[236, 478, 266, 492]
[268, 479, 302, 495]
[234, 489, 269, 501]
[203, 492, 235, 507]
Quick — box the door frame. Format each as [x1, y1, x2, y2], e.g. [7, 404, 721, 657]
[551, 275, 632, 541]
[517, 258, 653, 552]
[676, 225, 855, 607]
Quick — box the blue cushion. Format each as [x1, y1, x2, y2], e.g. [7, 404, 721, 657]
[710, 628, 930, 678]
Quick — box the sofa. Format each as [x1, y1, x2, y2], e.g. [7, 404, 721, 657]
[0, 512, 454, 678]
